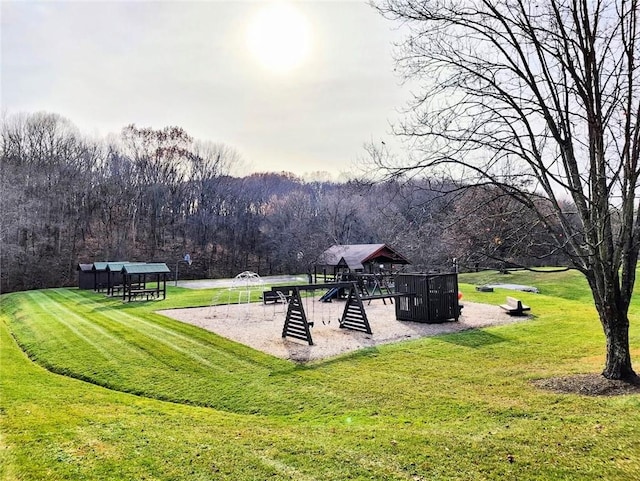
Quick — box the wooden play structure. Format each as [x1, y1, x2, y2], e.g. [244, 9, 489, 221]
[318, 272, 395, 304]
[314, 243, 411, 281]
[268, 272, 461, 345]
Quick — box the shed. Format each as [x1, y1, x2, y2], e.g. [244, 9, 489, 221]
[395, 273, 461, 323]
[77, 263, 94, 290]
[90, 262, 112, 292]
[316, 244, 411, 278]
[121, 263, 170, 301]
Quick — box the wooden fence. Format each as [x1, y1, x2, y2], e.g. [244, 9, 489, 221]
[394, 273, 460, 323]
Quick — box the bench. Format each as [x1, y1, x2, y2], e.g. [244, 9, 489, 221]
[112, 283, 143, 296]
[475, 285, 494, 292]
[128, 289, 160, 301]
[262, 290, 289, 304]
[499, 296, 530, 316]
[360, 293, 401, 301]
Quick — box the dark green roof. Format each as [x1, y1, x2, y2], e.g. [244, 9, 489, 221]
[106, 262, 145, 272]
[122, 263, 171, 275]
[92, 262, 111, 271]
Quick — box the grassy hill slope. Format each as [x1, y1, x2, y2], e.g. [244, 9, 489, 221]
[1, 271, 639, 480]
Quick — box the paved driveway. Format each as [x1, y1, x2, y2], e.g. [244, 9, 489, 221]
[176, 274, 309, 289]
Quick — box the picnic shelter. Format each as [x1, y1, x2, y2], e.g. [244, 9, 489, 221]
[121, 263, 171, 301]
[315, 244, 411, 279]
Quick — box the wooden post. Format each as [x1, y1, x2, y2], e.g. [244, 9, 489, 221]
[339, 286, 373, 334]
[281, 288, 314, 345]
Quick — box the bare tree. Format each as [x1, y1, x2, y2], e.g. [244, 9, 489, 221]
[185, 141, 238, 250]
[374, 0, 640, 380]
[443, 185, 568, 269]
[1, 112, 101, 290]
[120, 124, 193, 255]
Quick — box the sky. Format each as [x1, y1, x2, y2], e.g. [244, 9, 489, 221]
[1, 0, 414, 179]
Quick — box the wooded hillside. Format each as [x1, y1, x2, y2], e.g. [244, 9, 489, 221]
[1, 112, 565, 293]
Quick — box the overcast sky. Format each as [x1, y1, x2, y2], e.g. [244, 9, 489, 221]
[1, 0, 413, 178]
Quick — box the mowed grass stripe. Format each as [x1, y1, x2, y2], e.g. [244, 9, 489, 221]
[49, 289, 223, 370]
[31, 290, 148, 360]
[16, 292, 203, 384]
[7, 292, 65, 347]
[22, 291, 120, 364]
[17, 292, 168, 388]
[97, 312, 223, 371]
[15, 290, 299, 409]
[36, 290, 244, 375]
[97, 305, 273, 374]
[53, 288, 273, 373]
[9, 291, 271, 407]
[54, 288, 284, 369]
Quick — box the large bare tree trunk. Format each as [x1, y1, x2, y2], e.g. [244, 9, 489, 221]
[587, 273, 637, 380]
[601, 315, 634, 380]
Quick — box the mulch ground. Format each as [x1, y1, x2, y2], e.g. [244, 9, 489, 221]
[532, 373, 640, 396]
[159, 300, 524, 362]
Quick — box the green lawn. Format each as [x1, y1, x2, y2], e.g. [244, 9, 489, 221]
[1, 271, 639, 480]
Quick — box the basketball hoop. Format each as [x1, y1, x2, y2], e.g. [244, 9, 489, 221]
[175, 254, 193, 286]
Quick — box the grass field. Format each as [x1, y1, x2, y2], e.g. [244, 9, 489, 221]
[1, 270, 639, 480]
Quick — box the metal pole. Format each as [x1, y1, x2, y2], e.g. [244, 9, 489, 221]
[175, 255, 192, 287]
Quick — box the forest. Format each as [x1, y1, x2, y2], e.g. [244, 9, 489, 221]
[0, 111, 567, 293]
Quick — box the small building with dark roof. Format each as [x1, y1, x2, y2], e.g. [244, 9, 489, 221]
[91, 261, 131, 293]
[90, 262, 114, 292]
[316, 244, 411, 278]
[105, 262, 147, 295]
[77, 263, 95, 290]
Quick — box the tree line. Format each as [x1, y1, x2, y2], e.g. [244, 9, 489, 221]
[0, 111, 564, 293]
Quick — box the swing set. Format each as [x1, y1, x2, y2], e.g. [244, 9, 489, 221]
[265, 273, 461, 346]
[264, 282, 386, 345]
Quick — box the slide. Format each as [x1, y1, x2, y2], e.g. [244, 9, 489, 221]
[319, 287, 339, 302]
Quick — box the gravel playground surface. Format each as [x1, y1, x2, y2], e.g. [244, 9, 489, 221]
[159, 299, 528, 363]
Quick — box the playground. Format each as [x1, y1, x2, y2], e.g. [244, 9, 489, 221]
[159, 298, 524, 362]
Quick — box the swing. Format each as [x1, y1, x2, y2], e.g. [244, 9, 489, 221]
[305, 290, 315, 328]
[272, 290, 289, 318]
[319, 291, 331, 325]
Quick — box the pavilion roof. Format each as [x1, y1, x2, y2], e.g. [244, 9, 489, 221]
[121, 263, 171, 275]
[106, 262, 145, 272]
[92, 262, 111, 271]
[318, 244, 411, 270]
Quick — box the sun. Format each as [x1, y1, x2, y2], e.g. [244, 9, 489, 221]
[246, 2, 312, 73]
